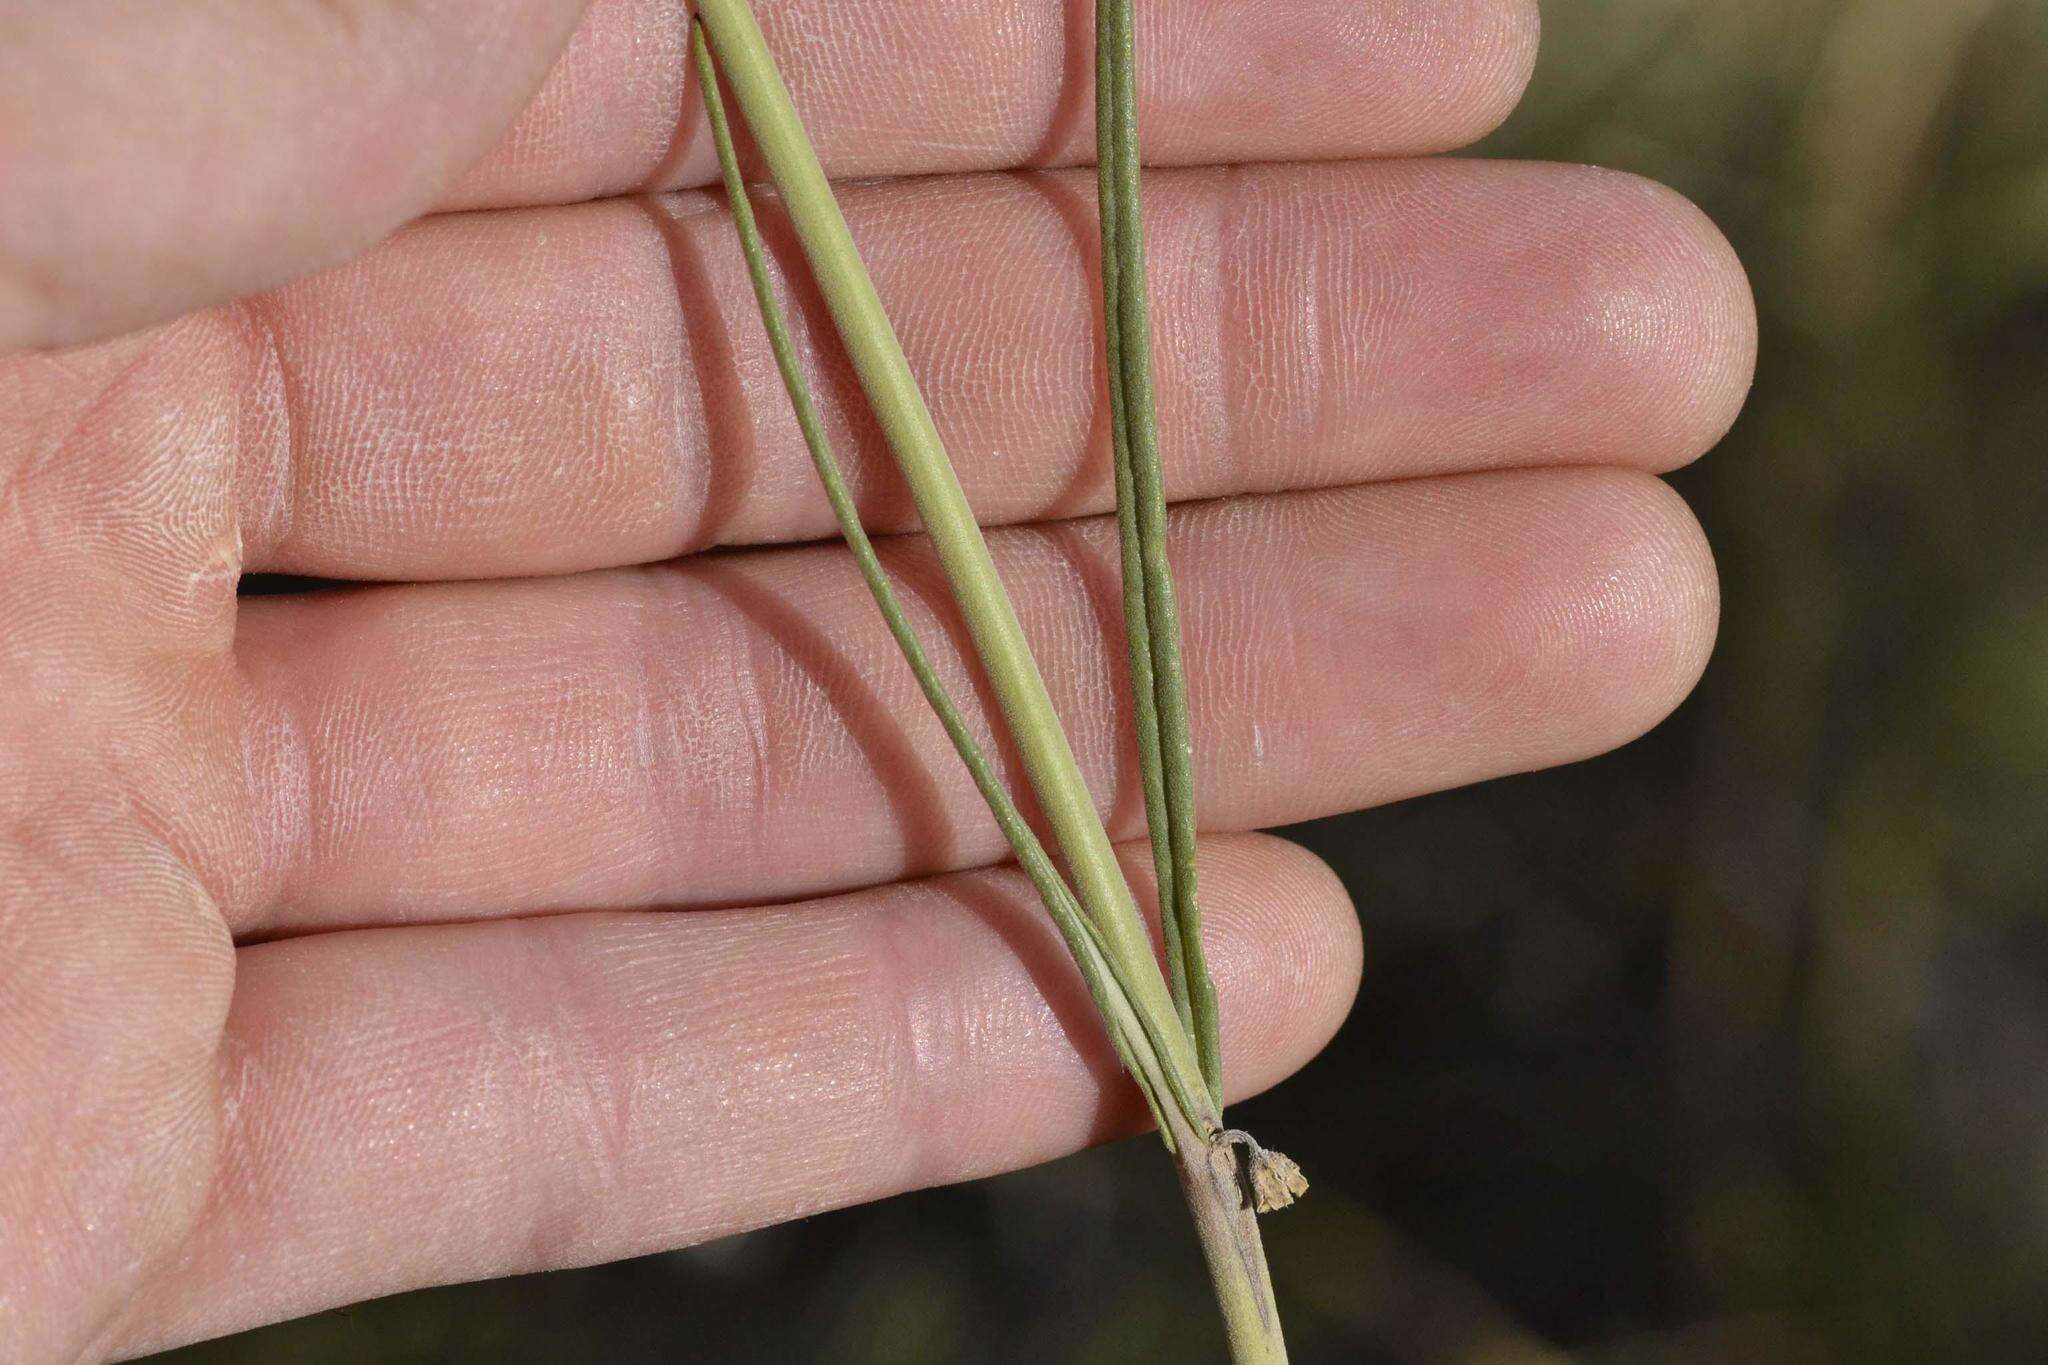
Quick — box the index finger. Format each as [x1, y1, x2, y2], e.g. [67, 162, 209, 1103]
[0, 1, 1536, 351]
[446, 0, 1541, 209]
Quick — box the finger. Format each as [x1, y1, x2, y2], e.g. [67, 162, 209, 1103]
[444, 0, 1541, 210]
[230, 160, 1753, 581]
[4, 0, 1541, 354]
[115, 834, 1361, 1356]
[230, 468, 1716, 937]
[0, 0, 590, 351]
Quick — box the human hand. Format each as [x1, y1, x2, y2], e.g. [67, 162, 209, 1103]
[0, 2, 1750, 1357]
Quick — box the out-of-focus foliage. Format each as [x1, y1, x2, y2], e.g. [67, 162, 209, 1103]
[163, 2, 2047, 1360]
[1474, 2, 2048, 1356]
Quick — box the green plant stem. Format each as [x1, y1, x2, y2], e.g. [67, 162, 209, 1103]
[1173, 1112, 1290, 1365]
[692, 0, 1209, 1102]
[1096, 0, 1221, 1107]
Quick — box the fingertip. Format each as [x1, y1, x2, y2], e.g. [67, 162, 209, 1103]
[1645, 178, 1758, 468]
[1602, 471, 1721, 722]
[1199, 834, 1363, 1104]
[1450, 0, 1545, 149]
[1549, 168, 1758, 472]
[1308, 0, 1543, 156]
[1506, 467, 1721, 757]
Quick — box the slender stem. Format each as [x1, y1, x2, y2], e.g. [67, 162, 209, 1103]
[692, 0, 1206, 1108]
[1168, 1109, 1289, 1365]
[1097, 0, 1221, 1105]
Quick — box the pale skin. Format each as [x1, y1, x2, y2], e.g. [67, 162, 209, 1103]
[0, 2, 1753, 1358]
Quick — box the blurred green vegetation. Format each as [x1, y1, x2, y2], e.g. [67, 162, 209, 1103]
[165, 2, 2048, 1360]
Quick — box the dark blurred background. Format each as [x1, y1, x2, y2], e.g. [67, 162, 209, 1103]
[171, 1, 2048, 1360]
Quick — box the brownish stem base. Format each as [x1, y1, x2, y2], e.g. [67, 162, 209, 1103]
[1168, 1116, 1289, 1364]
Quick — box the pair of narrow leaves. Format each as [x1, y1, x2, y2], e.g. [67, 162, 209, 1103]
[687, 12, 1296, 1213]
